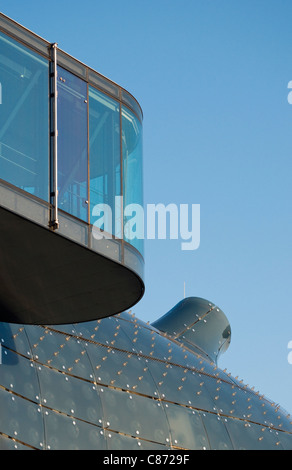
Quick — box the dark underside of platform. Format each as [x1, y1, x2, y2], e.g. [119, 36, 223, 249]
[0, 206, 144, 325]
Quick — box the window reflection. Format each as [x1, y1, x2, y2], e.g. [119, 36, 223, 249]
[89, 87, 120, 235]
[0, 32, 49, 201]
[122, 107, 143, 255]
[57, 67, 88, 222]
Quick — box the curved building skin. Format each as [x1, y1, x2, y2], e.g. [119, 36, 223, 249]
[0, 297, 292, 450]
[0, 14, 291, 450]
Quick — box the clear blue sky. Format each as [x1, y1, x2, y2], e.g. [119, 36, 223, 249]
[1, 0, 292, 413]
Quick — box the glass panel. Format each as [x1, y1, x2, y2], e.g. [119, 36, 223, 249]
[105, 429, 169, 450]
[37, 366, 103, 425]
[224, 416, 283, 450]
[0, 349, 40, 402]
[258, 398, 292, 431]
[76, 316, 132, 351]
[203, 378, 270, 423]
[99, 386, 171, 445]
[200, 411, 234, 450]
[165, 403, 210, 450]
[25, 325, 94, 380]
[44, 409, 106, 450]
[275, 431, 292, 450]
[89, 86, 120, 237]
[120, 320, 190, 366]
[118, 315, 160, 357]
[122, 106, 143, 255]
[77, 318, 159, 396]
[0, 434, 30, 450]
[148, 359, 218, 412]
[0, 31, 49, 201]
[57, 66, 88, 221]
[0, 322, 32, 356]
[0, 388, 44, 449]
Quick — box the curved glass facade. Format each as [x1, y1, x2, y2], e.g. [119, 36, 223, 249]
[0, 298, 291, 450]
[0, 20, 144, 279]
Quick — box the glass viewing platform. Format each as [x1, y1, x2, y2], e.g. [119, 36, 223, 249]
[0, 13, 144, 324]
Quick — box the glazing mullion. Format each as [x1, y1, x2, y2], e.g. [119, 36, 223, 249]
[49, 43, 59, 230]
[87, 82, 90, 229]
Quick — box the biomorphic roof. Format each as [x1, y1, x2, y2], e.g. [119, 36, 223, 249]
[0, 297, 291, 450]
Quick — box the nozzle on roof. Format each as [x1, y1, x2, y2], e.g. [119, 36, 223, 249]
[151, 297, 231, 364]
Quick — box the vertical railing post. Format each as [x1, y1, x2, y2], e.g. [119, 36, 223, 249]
[49, 42, 59, 230]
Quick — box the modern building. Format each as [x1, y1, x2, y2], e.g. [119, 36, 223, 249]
[0, 12, 291, 450]
[0, 12, 144, 325]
